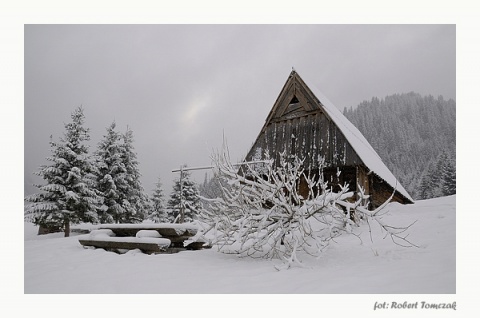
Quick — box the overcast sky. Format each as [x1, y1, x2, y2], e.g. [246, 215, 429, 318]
[24, 24, 455, 196]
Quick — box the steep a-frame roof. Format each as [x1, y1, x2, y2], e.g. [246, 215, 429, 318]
[248, 70, 413, 202]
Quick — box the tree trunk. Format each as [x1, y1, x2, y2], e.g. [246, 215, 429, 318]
[64, 219, 70, 237]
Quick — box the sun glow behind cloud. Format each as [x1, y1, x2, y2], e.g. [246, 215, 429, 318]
[180, 94, 212, 141]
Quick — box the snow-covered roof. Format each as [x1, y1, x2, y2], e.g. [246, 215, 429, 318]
[297, 71, 413, 202]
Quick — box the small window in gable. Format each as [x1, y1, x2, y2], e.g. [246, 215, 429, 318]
[281, 95, 308, 120]
[289, 95, 299, 106]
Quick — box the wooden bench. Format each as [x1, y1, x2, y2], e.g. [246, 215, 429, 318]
[78, 224, 209, 254]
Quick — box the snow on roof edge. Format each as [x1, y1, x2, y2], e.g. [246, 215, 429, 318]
[296, 71, 413, 202]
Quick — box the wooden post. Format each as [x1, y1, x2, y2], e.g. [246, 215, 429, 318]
[64, 218, 70, 237]
[179, 166, 185, 223]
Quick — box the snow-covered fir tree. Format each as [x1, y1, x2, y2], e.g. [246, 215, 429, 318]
[442, 154, 456, 196]
[148, 177, 168, 223]
[94, 121, 128, 223]
[94, 123, 148, 223]
[419, 156, 444, 199]
[418, 151, 456, 199]
[167, 166, 201, 223]
[24, 107, 100, 236]
[118, 127, 149, 222]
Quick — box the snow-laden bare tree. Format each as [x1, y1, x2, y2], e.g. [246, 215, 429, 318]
[24, 107, 100, 236]
[197, 147, 416, 269]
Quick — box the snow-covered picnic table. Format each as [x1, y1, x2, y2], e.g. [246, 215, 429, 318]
[78, 223, 207, 254]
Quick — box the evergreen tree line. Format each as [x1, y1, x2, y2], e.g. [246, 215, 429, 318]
[25, 107, 201, 236]
[343, 92, 456, 199]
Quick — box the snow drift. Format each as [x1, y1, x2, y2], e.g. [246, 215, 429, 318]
[24, 195, 455, 294]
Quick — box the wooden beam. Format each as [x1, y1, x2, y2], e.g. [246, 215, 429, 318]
[79, 239, 169, 254]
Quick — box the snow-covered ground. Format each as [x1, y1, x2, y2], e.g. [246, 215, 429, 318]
[25, 195, 456, 295]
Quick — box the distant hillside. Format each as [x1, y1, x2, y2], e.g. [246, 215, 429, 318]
[343, 92, 456, 200]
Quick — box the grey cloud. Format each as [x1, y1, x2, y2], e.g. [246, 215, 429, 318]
[24, 24, 455, 196]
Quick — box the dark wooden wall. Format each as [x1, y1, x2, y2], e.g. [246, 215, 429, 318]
[245, 111, 364, 172]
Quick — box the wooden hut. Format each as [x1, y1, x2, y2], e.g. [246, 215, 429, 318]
[242, 70, 413, 208]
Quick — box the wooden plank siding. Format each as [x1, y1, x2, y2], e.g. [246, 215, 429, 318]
[246, 114, 364, 169]
[244, 110, 367, 198]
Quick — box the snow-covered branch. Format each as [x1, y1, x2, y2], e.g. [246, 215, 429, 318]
[196, 147, 416, 269]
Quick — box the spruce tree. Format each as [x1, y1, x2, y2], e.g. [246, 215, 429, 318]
[167, 167, 201, 223]
[118, 127, 149, 223]
[418, 151, 456, 199]
[441, 154, 456, 196]
[94, 121, 126, 223]
[149, 177, 168, 223]
[419, 162, 437, 199]
[430, 152, 447, 198]
[24, 107, 100, 236]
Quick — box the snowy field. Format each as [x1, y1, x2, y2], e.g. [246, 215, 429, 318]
[25, 195, 456, 295]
